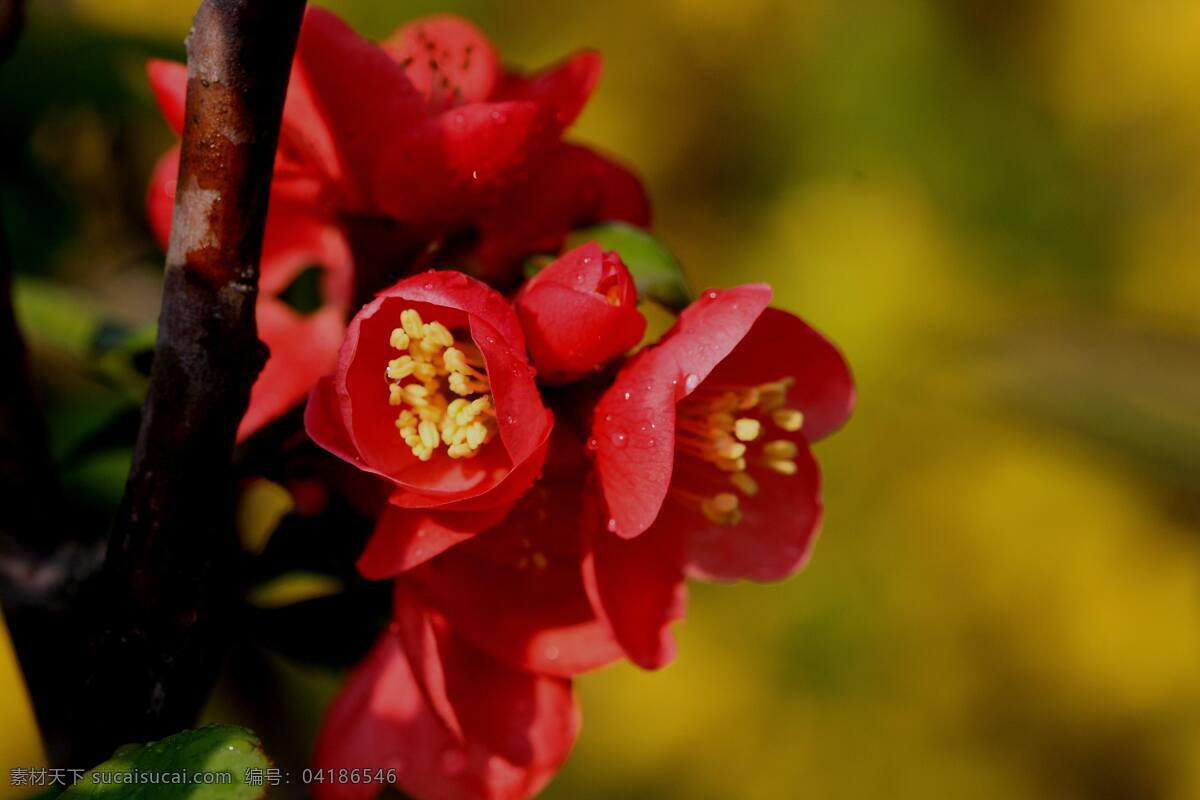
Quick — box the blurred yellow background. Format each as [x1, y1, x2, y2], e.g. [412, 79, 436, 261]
[3, 0, 1199, 797]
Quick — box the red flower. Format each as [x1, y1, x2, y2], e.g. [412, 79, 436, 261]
[146, 146, 353, 441]
[313, 584, 578, 800]
[515, 242, 646, 383]
[406, 424, 623, 677]
[585, 285, 855, 668]
[304, 271, 552, 524]
[146, 8, 649, 437]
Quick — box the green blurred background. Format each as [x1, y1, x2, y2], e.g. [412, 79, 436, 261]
[3, 0, 1199, 797]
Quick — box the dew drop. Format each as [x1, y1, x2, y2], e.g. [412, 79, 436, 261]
[423, 281, 434, 289]
[684, 373, 700, 391]
[706, 290, 718, 300]
[505, 415, 516, 425]
[544, 645, 560, 661]
[623, 391, 632, 400]
[611, 431, 628, 448]
[604, 414, 613, 422]
[606, 517, 619, 533]
[471, 169, 479, 180]
[586, 437, 598, 452]
[441, 749, 468, 776]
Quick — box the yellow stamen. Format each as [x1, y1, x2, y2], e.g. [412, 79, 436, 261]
[772, 408, 804, 432]
[763, 440, 798, 460]
[386, 307, 495, 461]
[730, 472, 759, 496]
[671, 374, 807, 526]
[733, 418, 761, 442]
[766, 458, 798, 476]
[701, 492, 742, 526]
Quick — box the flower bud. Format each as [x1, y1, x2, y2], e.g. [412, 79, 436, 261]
[515, 242, 646, 383]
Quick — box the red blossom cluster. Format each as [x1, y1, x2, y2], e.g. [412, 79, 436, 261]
[147, 9, 853, 800]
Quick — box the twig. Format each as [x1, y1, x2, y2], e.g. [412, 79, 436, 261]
[73, 0, 307, 763]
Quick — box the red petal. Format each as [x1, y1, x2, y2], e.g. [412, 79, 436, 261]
[358, 503, 513, 579]
[382, 15, 500, 109]
[146, 59, 187, 135]
[515, 243, 645, 382]
[287, 7, 424, 210]
[677, 439, 823, 582]
[581, 503, 686, 671]
[374, 101, 543, 226]
[703, 307, 855, 442]
[305, 376, 371, 474]
[145, 147, 179, 249]
[313, 593, 578, 800]
[238, 300, 344, 441]
[386, 421, 549, 512]
[496, 50, 602, 134]
[311, 631, 425, 800]
[331, 272, 550, 505]
[593, 285, 772, 539]
[258, 205, 353, 307]
[471, 143, 651, 283]
[416, 451, 623, 676]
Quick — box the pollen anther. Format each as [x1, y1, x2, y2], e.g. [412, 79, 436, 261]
[386, 308, 495, 461]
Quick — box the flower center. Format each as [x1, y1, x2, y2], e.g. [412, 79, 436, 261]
[386, 308, 495, 462]
[674, 377, 805, 525]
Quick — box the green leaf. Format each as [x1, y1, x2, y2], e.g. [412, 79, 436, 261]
[12, 278, 103, 359]
[566, 222, 693, 309]
[93, 323, 157, 402]
[62, 726, 270, 800]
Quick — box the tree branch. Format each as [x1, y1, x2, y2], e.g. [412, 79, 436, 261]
[73, 0, 307, 763]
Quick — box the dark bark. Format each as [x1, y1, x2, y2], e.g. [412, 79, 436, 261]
[72, 0, 307, 764]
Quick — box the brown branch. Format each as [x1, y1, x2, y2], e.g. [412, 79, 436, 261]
[72, 0, 307, 763]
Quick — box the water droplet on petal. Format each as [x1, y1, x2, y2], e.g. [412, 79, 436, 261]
[607, 517, 619, 533]
[441, 749, 468, 776]
[611, 431, 628, 448]
[684, 373, 700, 391]
[706, 290, 719, 300]
[545, 645, 560, 661]
[623, 391, 632, 400]
[586, 437, 598, 452]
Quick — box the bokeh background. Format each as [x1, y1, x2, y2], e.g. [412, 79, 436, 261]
[3, 0, 1200, 798]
